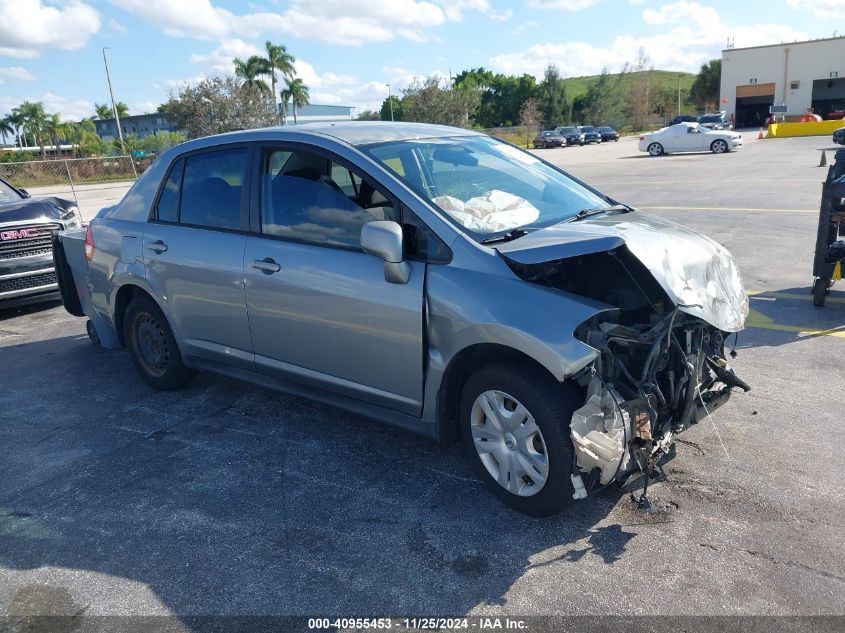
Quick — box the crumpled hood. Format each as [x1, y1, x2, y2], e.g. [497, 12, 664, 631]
[0, 196, 75, 225]
[496, 211, 749, 332]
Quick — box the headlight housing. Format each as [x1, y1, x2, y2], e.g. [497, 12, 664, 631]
[61, 205, 81, 229]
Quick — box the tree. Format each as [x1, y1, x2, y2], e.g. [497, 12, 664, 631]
[570, 68, 627, 127]
[401, 76, 480, 127]
[233, 56, 271, 95]
[7, 109, 26, 147]
[0, 117, 13, 146]
[519, 98, 540, 147]
[43, 112, 65, 150]
[264, 41, 296, 122]
[94, 103, 112, 119]
[356, 110, 380, 121]
[380, 95, 402, 121]
[628, 48, 652, 131]
[689, 59, 721, 111]
[281, 77, 310, 125]
[538, 64, 567, 128]
[18, 101, 47, 156]
[115, 101, 129, 118]
[163, 76, 277, 139]
[140, 131, 186, 154]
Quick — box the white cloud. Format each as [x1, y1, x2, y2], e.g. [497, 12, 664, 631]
[0, 66, 37, 83]
[109, 18, 128, 33]
[489, 7, 513, 21]
[292, 60, 356, 88]
[787, 0, 845, 19]
[40, 93, 95, 121]
[525, 0, 605, 9]
[509, 19, 539, 35]
[112, 0, 489, 46]
[0, 47, 39, 59]
[164, 74, 208, 90]
[190, 38, 262, 73]
[0, 0, 100, 57]
[491, 5, 808, 77]
[131, 101, 160, 115]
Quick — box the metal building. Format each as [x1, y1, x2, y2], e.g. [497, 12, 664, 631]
[720, 36, 845, 127]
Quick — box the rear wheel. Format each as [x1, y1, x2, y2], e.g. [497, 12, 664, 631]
[711, 139, 728, 154]
[647, 142, 664, 156]
[124, 296, 196, 390]
[812, 277, 829, 307]
[460, 363, 580, 516]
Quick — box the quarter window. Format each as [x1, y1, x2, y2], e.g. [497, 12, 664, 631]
[179, 148, 247, 230]
[261, 149, 395, 249]
[156, 159, 183, 222]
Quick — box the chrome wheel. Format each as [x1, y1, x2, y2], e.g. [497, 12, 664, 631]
[648, 142, 663, 156]
[712, 139, 728, 154]
[470, 390, 549, 497]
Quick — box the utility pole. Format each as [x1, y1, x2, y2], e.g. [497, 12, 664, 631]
[678, 75, 682, 115]
[387, 83, 394, 121]
[103, 47, 125, 153]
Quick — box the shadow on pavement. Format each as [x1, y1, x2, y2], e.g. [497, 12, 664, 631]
[0, 333, 635, 628]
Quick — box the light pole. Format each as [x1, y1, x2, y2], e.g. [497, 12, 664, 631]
[102, 47, 125, 153]
[677, 75, 682, 116]
[386, 83, 394, 121]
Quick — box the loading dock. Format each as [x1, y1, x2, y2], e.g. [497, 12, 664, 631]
[735, 83, 775, 127]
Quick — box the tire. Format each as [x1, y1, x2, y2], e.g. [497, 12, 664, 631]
[647, 142, 664, 156]
[812, 277, 829, 307]
[123, 295, 196, 390]
[711, 139, 728, 154]
[544, 141, 550, 149]
[459, 363, 581, 516]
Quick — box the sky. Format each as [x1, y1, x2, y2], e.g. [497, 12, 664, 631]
[0, 0, 842, 121]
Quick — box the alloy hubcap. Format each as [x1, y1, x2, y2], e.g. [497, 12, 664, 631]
[470, 390, 549, 497]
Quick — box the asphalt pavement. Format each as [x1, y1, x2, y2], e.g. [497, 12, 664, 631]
[1, 134, 843, 629]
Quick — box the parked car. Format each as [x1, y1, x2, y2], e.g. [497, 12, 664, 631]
[0, 176, 81, 307]
[554, 126, 584, 146]
[597, 126, 619, 142]
[55, 123, 749, 516]
[577, 126, 602, 144]
[639, 122, 743, 156]
[697, 113, 732, 130]
[834, 127, 845, 145]
[670, 115, 697, 125]
[533, 130, 565, 149]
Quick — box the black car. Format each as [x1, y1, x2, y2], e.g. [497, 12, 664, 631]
[577, 126, 602, 144]
[554, 126, 584, 146]
[597, 126, 619, 142]
[0, 177, 81, 307]
[833, 127, 845, 145]
[671, 115, 697, 125]
[532, 130, 565, 148]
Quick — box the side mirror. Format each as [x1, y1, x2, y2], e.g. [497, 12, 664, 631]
[361, 220, 410, 284]
[19, 188, 30, 198]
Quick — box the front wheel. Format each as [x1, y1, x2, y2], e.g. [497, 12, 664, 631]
[124, 296, 196, 390]
[647, 142, 664, 156]
[711, 139, 728, 154]
[460, 363, 580, 516]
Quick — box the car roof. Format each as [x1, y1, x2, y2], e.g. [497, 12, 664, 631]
[172, 122, 482, 153]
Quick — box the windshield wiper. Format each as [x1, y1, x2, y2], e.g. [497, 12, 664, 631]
[566, 203, 632, 223]
[481, 227, 530, 245]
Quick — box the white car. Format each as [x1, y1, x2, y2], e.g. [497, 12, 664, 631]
[638, 122, 742, 156]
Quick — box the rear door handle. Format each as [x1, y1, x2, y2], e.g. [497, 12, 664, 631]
[147, 240, 168, 253]
[251, 258, 281, 274]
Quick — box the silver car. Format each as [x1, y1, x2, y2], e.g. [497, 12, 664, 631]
[56, 123, 749, 516]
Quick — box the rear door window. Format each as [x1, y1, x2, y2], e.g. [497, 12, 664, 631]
[179, 148, 248, 230]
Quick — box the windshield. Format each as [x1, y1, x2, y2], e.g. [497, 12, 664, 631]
[699, 115, 722, 123]
[580, 126, 595, 132]
[0, 179, 23, 204]
[558, 127, 577, 134]
[360, 135, 609, 238]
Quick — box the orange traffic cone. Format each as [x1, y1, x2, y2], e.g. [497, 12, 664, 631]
[757, 127, 764, 140]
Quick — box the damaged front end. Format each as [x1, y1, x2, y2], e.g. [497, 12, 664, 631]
[504, 240, 750, 502]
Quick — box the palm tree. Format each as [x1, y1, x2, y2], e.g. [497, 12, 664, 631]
[0, 116, 13, 146]
[233, 56, 270, 95]
[263, 41, 296, 123]
[94, 103, 112, 119]
[18, 101, 47, 156]
[44, 112, 65, 151]
[115, 102, 129, 118]
[9, 107, 29, 147]
[282, 78, 309, 125]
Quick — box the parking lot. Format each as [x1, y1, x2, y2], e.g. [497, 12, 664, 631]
[1, 134, 843, 626]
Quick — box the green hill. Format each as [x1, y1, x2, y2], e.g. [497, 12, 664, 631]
[563, 69, 697, 99]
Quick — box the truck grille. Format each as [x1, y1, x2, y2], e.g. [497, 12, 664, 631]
[0, 223, 61, 260]
[0, 271, 57, 294]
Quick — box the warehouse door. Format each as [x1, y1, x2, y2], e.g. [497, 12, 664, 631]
[735, 83, 775, 127]
[811, 78, 845, 119]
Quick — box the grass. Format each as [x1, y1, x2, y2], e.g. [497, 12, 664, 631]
[563, 69, 697, 103]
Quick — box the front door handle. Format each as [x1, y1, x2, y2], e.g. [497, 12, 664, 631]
[251, 258, 281, 274]
[147, 240, 167, 253]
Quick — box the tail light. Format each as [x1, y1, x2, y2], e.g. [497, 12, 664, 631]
[84, 224, 95, 261]
[639, 135, 644, 141]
